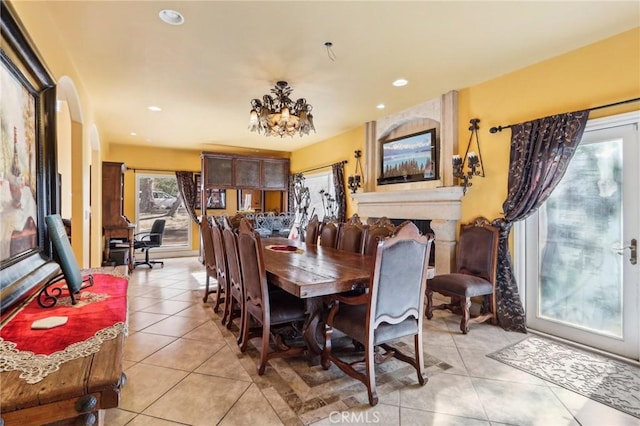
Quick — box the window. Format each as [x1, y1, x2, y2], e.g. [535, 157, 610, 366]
[297, 171, 335, 220]
[135, 173, 191, 250]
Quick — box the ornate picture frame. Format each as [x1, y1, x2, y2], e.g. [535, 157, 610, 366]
[1, 4, 58, 312]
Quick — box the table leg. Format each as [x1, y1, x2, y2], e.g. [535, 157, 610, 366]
[302, 297, 325, 365]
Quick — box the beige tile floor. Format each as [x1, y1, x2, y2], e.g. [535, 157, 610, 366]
[106, 257, 638, 426]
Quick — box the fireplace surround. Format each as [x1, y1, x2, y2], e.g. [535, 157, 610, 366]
[353, 91, 463, 274]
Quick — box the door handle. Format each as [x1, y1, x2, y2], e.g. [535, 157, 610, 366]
[615, 238, 637, 265]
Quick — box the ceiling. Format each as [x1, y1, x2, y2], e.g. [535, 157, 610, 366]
[25, 1, 640, 154]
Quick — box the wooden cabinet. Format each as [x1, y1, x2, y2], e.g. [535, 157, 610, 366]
[102, 162, 134, 271]
[201, 153, 289, 191]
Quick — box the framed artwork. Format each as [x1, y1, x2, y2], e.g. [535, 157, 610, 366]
[377, 128, 438, 185]
[206, 189, 226, 209]
[1, 4, 58, 312]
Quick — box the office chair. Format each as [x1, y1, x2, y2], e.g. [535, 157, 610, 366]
[134, 219, 166, 268]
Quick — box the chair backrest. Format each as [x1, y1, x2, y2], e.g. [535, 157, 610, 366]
[45, 214, 83, 293]
[148, 219, 166, 246]
[222, 221, 243, 297]
[456, 217, 499, 283]
[361, 220, 396, 256]
[200, 215, 216, 272]
[318, 220, 339, 248]
[368, 221, 433, 330]
[336, 221, 365, 253]
[236, 218, 269, 323]
[305, 214, 320, 245]
[210, 219, 228, 294]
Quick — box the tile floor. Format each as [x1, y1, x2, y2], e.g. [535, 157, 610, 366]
[105, 257, 638, 426]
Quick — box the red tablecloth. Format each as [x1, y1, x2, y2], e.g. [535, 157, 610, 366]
[0, 273, 128, 383]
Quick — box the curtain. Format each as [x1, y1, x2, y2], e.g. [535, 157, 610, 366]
[287, 174, 295, 213]
[493, 110, 589, 332]
[332, 162, 347, 223]
[175, 171, 199, 224]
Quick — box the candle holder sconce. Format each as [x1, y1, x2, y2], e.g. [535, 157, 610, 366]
[453, 118, 485, 194]
[347, 150, 364, 194]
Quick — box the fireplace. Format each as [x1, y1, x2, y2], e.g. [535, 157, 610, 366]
[353, 91, 462, 275]
[353, 187, 463, 274]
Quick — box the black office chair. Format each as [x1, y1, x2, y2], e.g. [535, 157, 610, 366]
[134, 219, 166, 268]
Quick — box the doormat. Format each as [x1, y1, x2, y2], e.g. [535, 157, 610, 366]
[487, 336, 640, 419]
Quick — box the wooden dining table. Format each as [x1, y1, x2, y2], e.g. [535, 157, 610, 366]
[261, 237, 374, 357]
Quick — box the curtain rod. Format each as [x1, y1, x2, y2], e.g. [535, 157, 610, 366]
[127, 167, 199, 173]
[489, 97, 640, 134]
[296, 160, 347, 174]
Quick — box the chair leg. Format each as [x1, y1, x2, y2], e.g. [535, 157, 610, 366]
[425, 288, 434, 319]
[203, 274, 210, 302]
[365, 342, 379, 406]
[258, 320, 270, 375]
[414, 333, 426, 385]
[321, 323, 333, 370]
[460, 297, 471, 334]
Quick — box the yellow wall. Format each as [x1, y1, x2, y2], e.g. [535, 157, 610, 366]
[290, 126, 366, 218]
[456, 27, 640, 223]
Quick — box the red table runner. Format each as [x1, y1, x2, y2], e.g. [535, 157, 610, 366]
[0, 273, 128, 383]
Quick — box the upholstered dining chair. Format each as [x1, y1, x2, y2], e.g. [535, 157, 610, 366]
[305, 214, 320, 245]
[361, 217, 396, 256]
[336, 214, 365, 253]
[426, 216, 500, 334]
[318, 220, 339, 248]
[221, 221, 245, 344]
[200, 216, 218, 303]
[236, 218, 307, 375]
[210, 218, 229, 314]
[321, 221, 434, 406]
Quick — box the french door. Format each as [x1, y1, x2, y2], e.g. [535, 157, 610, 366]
[525, 111, 639, 360]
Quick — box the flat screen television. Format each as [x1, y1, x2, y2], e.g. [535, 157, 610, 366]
[377, 128, 438, 185]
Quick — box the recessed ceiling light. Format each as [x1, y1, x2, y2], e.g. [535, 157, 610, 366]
[376, 104, 385, 109]
[392, 78, 408, 87]
[148, 106, 162, 112]
[130, 132, 137, 136]
[159, 9, 184, 26]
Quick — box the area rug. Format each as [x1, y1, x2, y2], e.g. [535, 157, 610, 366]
[218, 318, 451, 425]
[487, 336, 640, 419]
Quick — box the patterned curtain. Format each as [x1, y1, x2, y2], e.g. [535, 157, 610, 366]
[493, 110, 589, 332]
[332, 162, 347, 223]
[175, 171, 199, 224]
[287, 174, 295, 213]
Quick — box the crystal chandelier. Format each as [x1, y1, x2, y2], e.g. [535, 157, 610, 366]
[248, 81, 315, 138]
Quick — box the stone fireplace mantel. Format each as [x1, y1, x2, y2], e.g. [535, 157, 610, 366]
[353, 187, 464, 275]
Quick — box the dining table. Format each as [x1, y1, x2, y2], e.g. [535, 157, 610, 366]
[261, 237, 374, 358]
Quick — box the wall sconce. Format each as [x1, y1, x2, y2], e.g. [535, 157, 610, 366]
[453, 118, 485, 194]
[347, 150, 364, 194]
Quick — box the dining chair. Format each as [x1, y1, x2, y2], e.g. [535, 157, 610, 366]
[236, 218, 307, 375]
[221, 221, 245, 344]
[336, 219, 365, 253]
[426, 216, 499, 334]
[210, 218, 229, 315]
[318, 220, 339, 248]
[360, 217, 396, 256]
[321, 221, 434, 406]
[305, 214, 320, 244]
[200, 215, 218, 303]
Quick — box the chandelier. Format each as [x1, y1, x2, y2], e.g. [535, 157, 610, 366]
[248, 81, 315, 138]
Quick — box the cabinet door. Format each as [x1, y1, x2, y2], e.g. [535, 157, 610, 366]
[262, 159, 289, 190]
[234, 158, 261, 188]
[204, 156, 233, 187]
